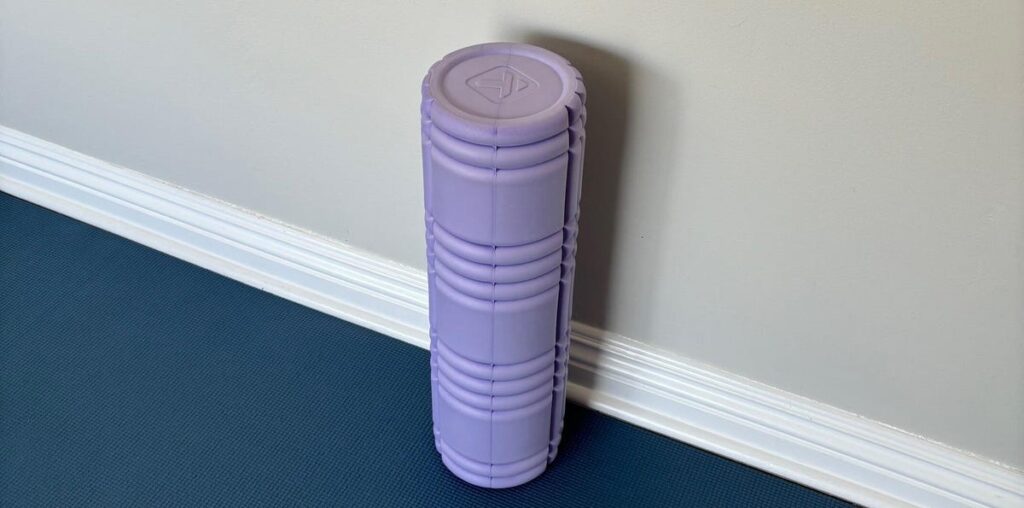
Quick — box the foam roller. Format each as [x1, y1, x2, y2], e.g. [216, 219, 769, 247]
[421, 43, 586, 488]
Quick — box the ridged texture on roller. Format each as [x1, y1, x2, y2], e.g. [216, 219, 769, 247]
[422, 42, 585, 488]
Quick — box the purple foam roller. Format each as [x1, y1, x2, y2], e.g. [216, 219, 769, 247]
[421, 43, 586, 488]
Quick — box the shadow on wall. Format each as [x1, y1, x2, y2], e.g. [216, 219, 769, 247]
[517, 33, 632, 332]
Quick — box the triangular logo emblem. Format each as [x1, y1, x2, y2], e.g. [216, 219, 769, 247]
[466, 66, 539, 103]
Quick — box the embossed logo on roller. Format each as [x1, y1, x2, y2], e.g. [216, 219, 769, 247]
[466, 66, 539, 103]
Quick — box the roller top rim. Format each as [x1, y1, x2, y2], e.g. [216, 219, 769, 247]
[424, 42, 584, 147]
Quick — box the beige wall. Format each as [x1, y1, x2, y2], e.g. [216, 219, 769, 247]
[3, 1, 1022, 467]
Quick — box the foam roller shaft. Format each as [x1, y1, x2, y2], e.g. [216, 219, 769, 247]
[421, 42, 586, 488]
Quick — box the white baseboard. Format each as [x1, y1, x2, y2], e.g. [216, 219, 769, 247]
[1, 125, 1021, 507]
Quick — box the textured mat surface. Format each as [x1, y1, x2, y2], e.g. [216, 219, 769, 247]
[0, 192, 851, 507]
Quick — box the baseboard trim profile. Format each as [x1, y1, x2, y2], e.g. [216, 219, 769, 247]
[2, 126, 1021, 507]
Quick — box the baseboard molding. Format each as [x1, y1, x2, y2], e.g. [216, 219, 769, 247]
[2, 125, 1021, 507]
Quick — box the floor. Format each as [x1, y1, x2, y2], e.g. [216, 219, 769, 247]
[0, 192, 851, 507]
